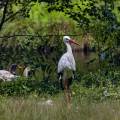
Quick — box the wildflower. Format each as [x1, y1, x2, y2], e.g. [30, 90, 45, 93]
[103, 90, 109, 97]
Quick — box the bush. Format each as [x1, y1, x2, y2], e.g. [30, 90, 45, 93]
[72, 82, 120, 102]
[71, 68, 120, 102]
[79, 69, 120, 87]
[0, 77, 59, 96]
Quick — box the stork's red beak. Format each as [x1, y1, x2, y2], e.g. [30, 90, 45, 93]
[69, 39, 80, 46]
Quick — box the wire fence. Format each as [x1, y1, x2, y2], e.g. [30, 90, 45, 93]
[0, 34, 81, 39]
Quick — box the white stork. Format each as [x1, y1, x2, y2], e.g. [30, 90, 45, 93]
[0, 64, 18, 81]
[57, 36, 80, 106]
[23, 66, 31, 77]
[0, 70, 17, 81]
[0, 64, 31, 81]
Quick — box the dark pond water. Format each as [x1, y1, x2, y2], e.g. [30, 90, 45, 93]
[72, 45, 99, 73]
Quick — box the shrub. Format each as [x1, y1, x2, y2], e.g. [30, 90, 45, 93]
[0, 77, 59, 96]
[72, 68, 120, 102]
[79, 69, 120, 87]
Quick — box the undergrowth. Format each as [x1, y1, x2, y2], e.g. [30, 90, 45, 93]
[0, 69, 119, 102]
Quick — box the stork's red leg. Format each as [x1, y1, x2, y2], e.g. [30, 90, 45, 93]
[64, 79, 71, 109]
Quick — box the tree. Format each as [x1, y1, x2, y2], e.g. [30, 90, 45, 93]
[0, 0, 9, 30]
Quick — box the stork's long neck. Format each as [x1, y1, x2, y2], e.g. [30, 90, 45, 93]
[66, 43, 73, 54]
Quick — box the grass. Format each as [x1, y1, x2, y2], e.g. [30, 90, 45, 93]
[0, 94, 120, 120]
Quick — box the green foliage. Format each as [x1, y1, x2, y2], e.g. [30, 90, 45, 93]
[79, 69, 120, 87]
[72, 82, 120, 102]
[0, 1, 81, 82]
[0, 68, 119, 102]
[0, 78, 59, 96]
[0, 0, 120, 99]
[71, 68, 120, 102]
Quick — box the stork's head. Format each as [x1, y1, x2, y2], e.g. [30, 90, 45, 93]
[10, 64, 17, 75]
[63, 36, 80, 46]
[63, 36, 71, 43]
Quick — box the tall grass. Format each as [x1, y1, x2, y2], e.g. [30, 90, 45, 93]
[0, 95, 120, 120]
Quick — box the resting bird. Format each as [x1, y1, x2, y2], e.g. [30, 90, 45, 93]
[0, 64, 18, 81]
[0, 64, 31, 81]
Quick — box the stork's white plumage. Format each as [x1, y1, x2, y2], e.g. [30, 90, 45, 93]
[23, 66, 31, 77]
[0, 70, 17, 81]
[58, 41, 76, 73]
[57, 36, 80, 108]
[0, 64, 31, 81]
[58, 36, 80, 89]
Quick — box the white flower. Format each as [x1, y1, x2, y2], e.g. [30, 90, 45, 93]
[103, 90, 109, 97]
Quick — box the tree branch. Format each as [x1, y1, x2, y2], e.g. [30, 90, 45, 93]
[0, 0, 9, 31]
[4, 7, 25, 22]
